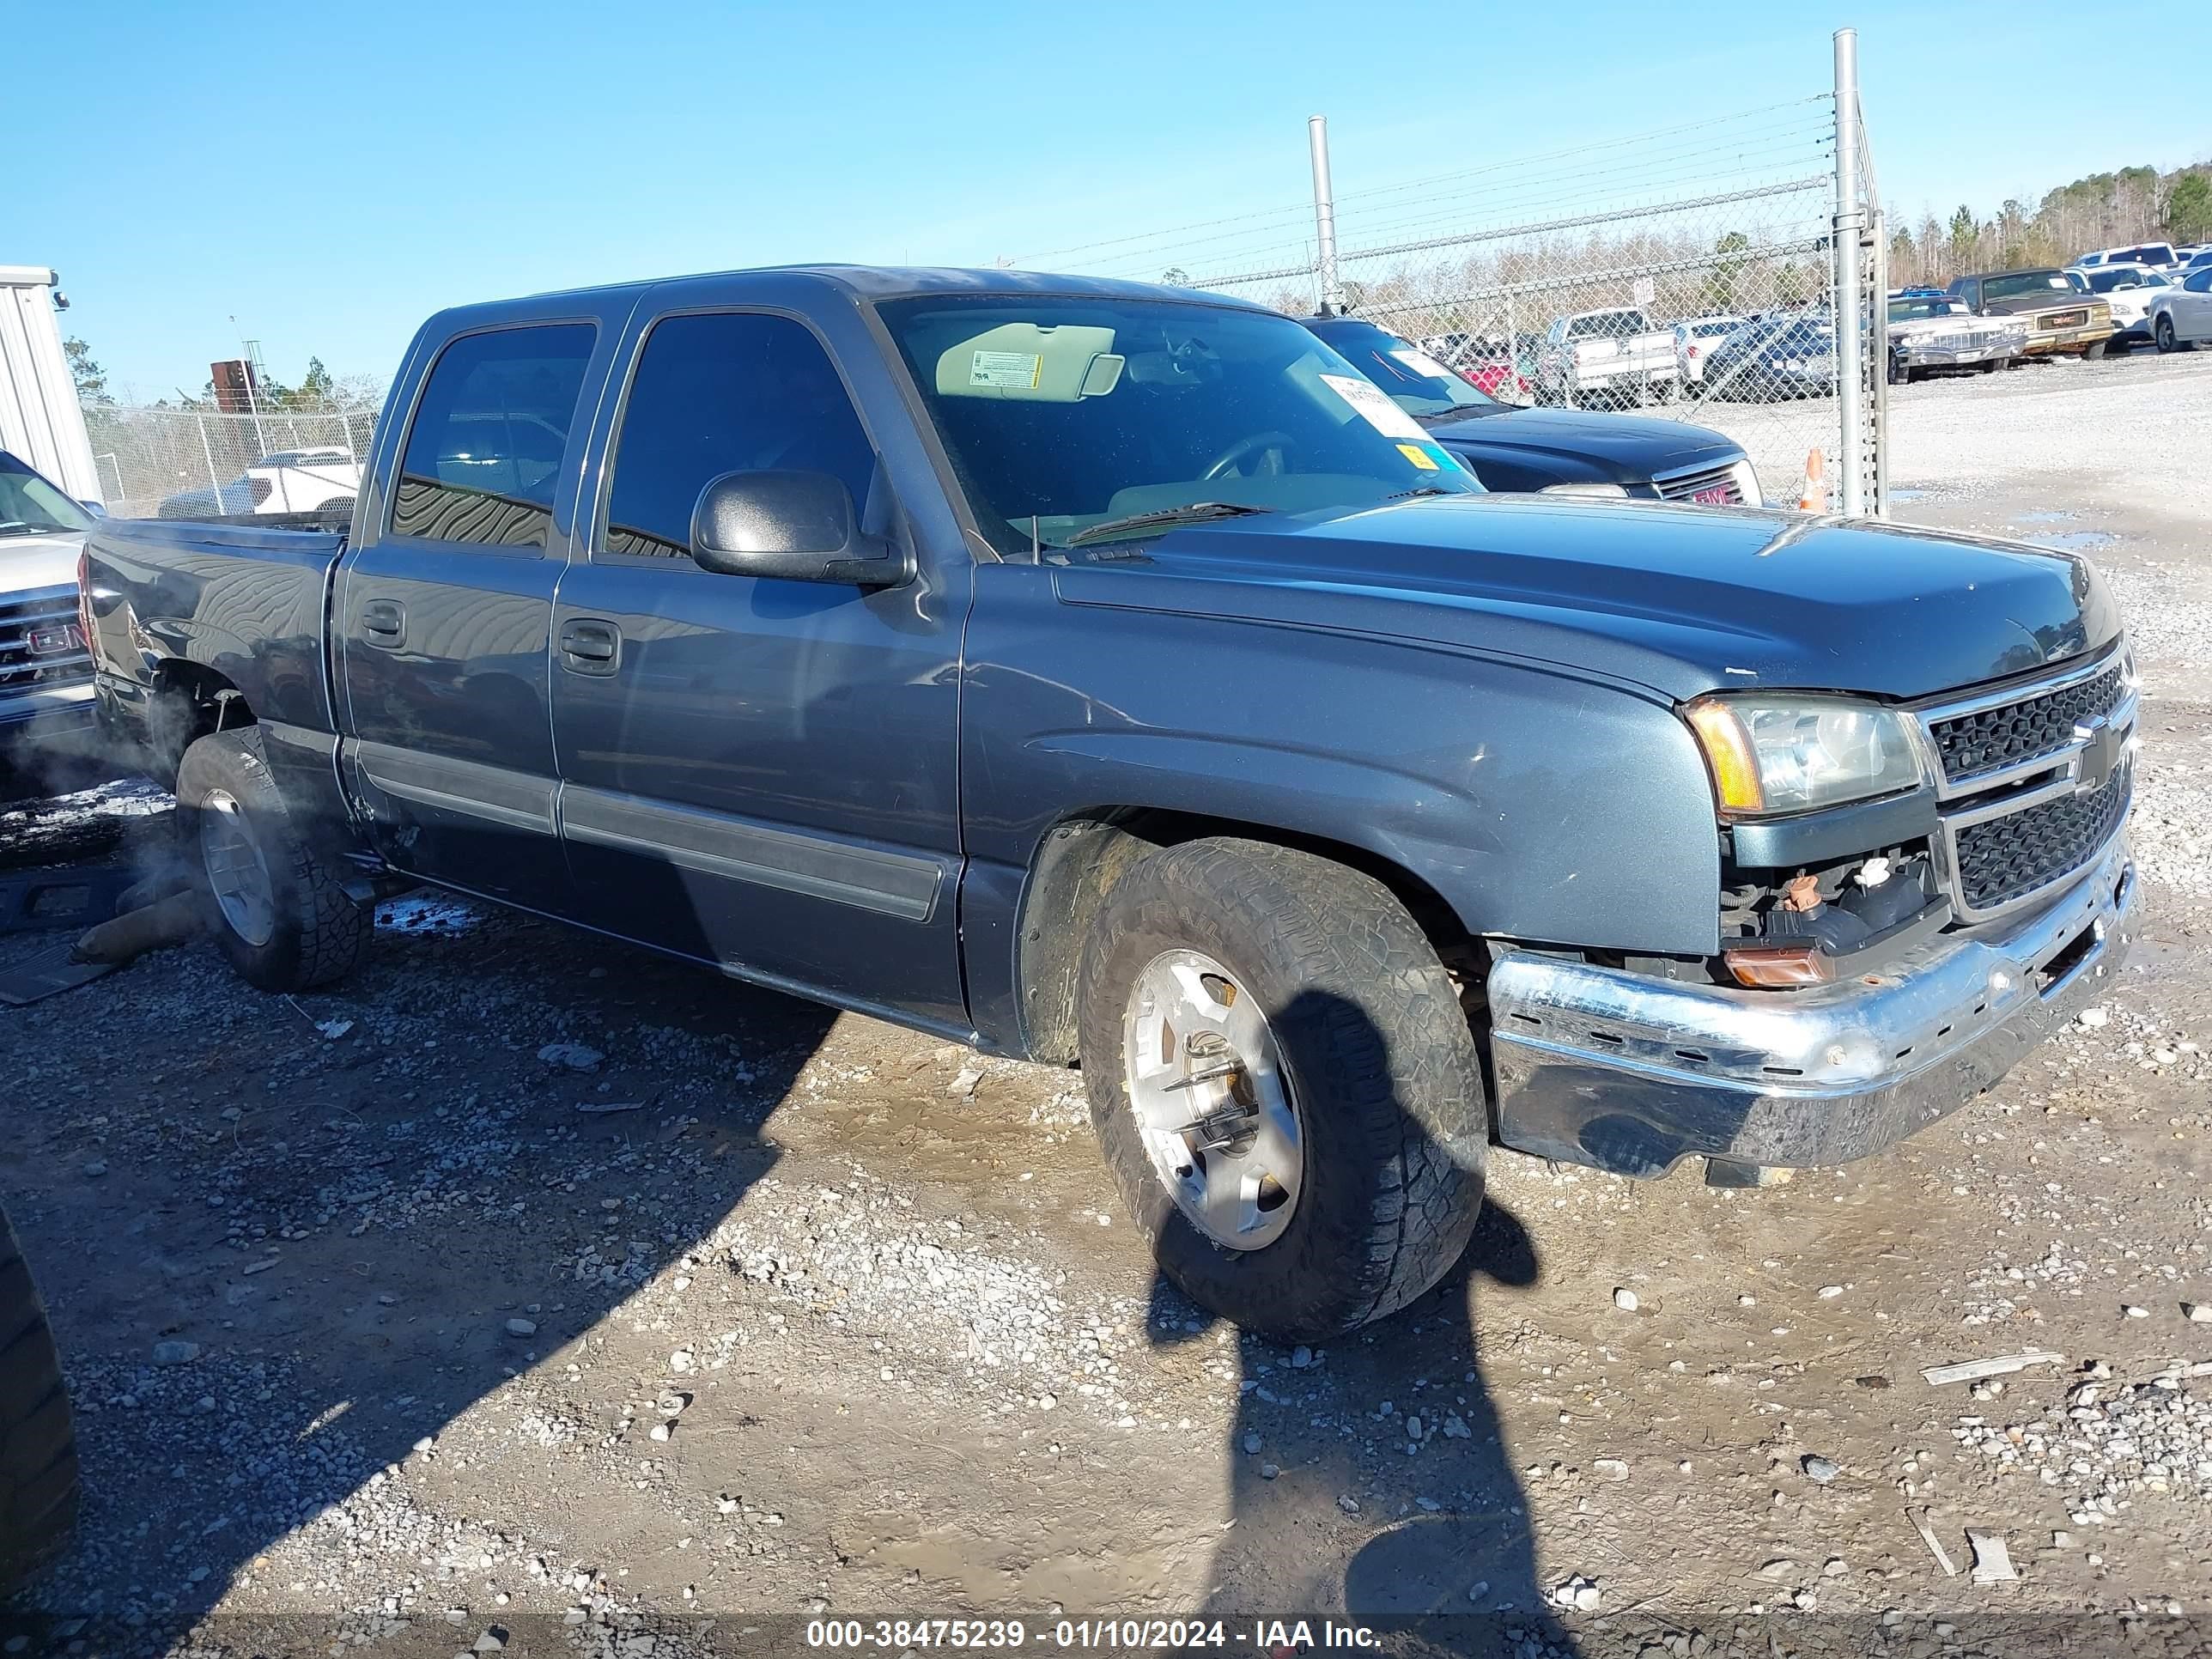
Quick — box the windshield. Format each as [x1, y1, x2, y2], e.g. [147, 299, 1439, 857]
[879, 295, 1480, 553]
[0, 452, 94, 538]
[1304, 319, 1496, 419]
[1982, 270, 2075, 302]
[1888, 297, 1966, 320]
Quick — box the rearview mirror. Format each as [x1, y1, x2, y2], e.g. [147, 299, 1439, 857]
[688, 470, 913, 587]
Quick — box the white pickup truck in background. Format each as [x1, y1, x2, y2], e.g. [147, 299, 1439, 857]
[1536, 307, 1680, 406]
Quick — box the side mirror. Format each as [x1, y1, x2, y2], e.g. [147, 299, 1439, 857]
[79, 500, 108, 520]
[688, 470, 913, 587]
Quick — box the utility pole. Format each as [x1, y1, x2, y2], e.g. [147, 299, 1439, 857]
[1309, 116, 1345, 315]
[1832, 29, 1865, 516]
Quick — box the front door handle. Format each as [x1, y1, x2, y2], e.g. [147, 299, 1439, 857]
[360, 598, 405, 649]
[559, 618, 621, 675]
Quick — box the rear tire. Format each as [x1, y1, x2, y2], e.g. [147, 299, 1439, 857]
[1076, 838, 1489, 1341]
[176, 727, 368, 992]
[0, 1206, 78, 1595]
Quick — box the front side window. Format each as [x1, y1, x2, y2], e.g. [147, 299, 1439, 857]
[878, 295, 1479, 555]
[391, 324, 596, 549]
[0, 452, 94, 538]
[602, 313, 877, 562]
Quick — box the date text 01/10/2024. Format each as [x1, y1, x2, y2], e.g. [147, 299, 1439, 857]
[801, 1617, 1380, 1649]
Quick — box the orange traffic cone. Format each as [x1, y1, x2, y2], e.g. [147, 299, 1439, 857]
[1797, 449, 1827, 512]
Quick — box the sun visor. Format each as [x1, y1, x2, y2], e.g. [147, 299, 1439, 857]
[934, 324, 1123, 402]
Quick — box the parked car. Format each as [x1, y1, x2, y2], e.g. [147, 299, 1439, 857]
[1702, 315, 1837, 400]
[1672, 315, 1745, 393]
[0, 449, 98, 769]
[2178, 246, 2212, 272]
[2148, 264, 2212, 352]
[1534, 307, 1678, 406]
[2072, 241, 2179, 271]
[156, 446, 362, 520]
[1885, 293, 2024, 381]
[84, 265, 2139, 1339]
[2069, 264, 2173, 351]
[1305, 314, 1758, 501]
[1948, 270, 2115, 360]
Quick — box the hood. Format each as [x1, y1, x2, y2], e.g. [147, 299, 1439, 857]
[1051, 495, 2119, 703]
[1422, 408, 1740, 479]
[0, 531, 88, 596]
[1981, 291, 2093, 317]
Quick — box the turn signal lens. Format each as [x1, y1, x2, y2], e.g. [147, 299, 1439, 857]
[1686, 698, 1765, 812]
[1724, 945, 1832, 988]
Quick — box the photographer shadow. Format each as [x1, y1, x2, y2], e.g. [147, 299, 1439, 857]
[1145, 989, 1577, 1653]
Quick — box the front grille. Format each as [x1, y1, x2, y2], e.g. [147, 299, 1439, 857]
[1953, 763, 2130, 913]
[1654, 462, 1743, 504]
[2038, 309, 2089, 331]
[0, 586, 91, 696]
[1928, 659, 2127, 785]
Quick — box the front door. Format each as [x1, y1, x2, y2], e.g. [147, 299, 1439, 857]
[549, 304, 970, 1028]
[336, 312, 613, 910]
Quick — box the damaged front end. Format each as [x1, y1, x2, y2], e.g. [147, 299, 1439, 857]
[1484, 643, 2140, 1182]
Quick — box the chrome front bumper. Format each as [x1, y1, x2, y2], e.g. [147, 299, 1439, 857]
[1486, 839, 2137, 1177]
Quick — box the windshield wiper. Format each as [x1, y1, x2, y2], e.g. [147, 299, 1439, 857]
[1379, 484, 1458, 503]
[1066, 501, 1274, 547]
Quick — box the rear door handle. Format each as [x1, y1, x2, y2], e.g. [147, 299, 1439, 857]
[360, 599, 405, 648]
[558, 618, 621, 675]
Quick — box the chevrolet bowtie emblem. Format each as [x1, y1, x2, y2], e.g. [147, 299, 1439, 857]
[2074, 715, 2124, 794]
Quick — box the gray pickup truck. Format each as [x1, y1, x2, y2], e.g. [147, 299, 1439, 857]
[82, 266, 2139, 1340]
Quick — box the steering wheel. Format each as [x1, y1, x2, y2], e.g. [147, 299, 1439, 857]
[1201, 430, 1297, 483]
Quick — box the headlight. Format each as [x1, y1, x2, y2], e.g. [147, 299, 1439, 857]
[1728, 458, 1761, 506]
[1540, 481, 1629, 498]
[1684, 696, 1926, 816]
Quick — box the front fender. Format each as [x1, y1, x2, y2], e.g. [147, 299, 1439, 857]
[957, 563, 1724, 1048]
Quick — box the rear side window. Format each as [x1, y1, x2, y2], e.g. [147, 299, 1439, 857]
[391, 324, 596, 549]
[600, 313, 875, 562]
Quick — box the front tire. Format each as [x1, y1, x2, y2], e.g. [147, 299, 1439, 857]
[2083, 339, 2109, 361]
[176, 727, 368, 992]
[1075, 838, 1489, 1341]
[0, 1206, 77, 1595]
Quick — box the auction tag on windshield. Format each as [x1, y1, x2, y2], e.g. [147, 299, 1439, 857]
[1320, 372, 1429, 441]
[969, 349, 1042, 389]
[1395, 444, 1440, 470]
[1389, 346, 1455, 380]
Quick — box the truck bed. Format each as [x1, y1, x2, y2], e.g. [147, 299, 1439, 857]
[82, 516, 349, 742]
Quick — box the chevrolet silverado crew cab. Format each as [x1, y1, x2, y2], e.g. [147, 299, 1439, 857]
[82, 267, 2139, 1340]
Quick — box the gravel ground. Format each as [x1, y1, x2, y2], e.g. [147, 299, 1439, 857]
[2, 354, 2209, 1658]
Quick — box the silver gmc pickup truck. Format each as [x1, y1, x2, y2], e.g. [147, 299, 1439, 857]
[82, 266, 2139, 1339]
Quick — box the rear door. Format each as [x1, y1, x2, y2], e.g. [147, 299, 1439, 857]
[549, 289, 971, 1028]
[336, 304, 623, 910]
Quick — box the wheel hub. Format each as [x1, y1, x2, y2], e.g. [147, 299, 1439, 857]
[1121, 951, 1302, 1251]
[198, 787, 276, 949]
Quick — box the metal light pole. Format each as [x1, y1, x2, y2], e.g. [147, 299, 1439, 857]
[1832, 28, 1866, 516]
[1309, 116, 1346, 315]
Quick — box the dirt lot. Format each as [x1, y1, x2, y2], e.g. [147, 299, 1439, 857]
[3, 353, 2210, 1659]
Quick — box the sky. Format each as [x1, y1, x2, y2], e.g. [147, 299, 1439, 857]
[17, 0, 2209, 401]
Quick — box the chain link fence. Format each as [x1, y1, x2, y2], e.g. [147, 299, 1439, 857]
[82, 404, 376, 520]
[1030, 48, 1884, 516]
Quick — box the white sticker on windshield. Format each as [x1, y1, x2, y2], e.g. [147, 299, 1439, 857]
[1389, 347, 1455, 380]
[1319, 372, 1429, 441]
[970, 349, 1042, 389]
